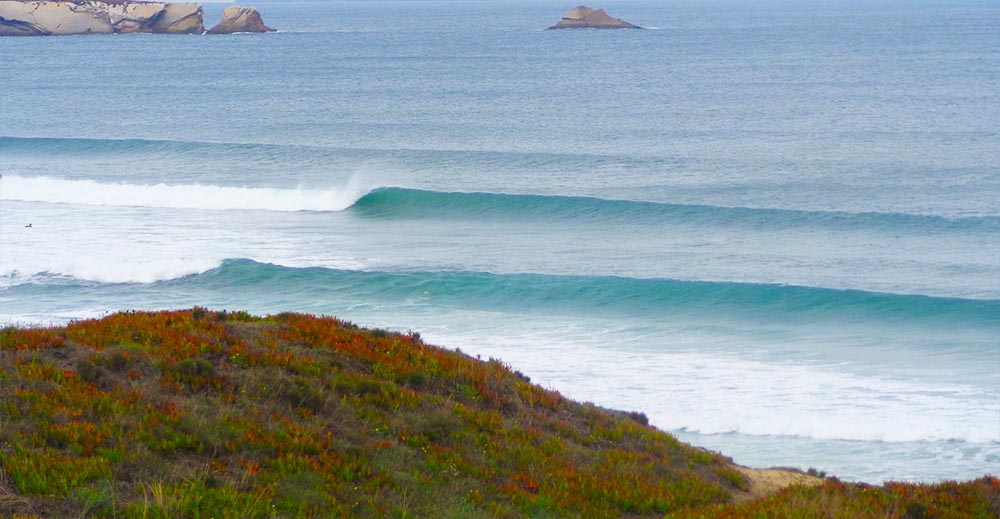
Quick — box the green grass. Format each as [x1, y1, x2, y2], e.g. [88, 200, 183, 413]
[666, 478, 1000, 519]
[0, 309, 996, 518]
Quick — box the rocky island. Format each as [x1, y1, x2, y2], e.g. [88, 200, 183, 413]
[547, 5, 642, 30]
[0, 0, 272, 35]
[207, 5, 271, 34]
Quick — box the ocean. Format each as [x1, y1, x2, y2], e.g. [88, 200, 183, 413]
[1, 0, 997, 483]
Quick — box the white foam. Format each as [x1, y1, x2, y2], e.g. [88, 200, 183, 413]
[50, 257, 222, 285]
[413, 316, 1000, 445]
[0, 175, 371, 212]
[0, 309, 110, 328]
[0, 256, 359, 286]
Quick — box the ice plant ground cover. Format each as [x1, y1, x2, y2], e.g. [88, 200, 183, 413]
[0, 309, 996, 518]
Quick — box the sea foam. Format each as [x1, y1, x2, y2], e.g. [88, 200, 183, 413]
[0, 175, 372, 212]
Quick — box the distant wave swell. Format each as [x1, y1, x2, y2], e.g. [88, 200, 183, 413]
[2, 260, 981, 327]
[10, 259, 998, 329]
[353, 188, 999, 233]
[181, 260, 1000, 325]
[0, 135, 656, 169]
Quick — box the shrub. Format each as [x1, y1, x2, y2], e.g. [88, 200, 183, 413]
[2, 309, 995, 519]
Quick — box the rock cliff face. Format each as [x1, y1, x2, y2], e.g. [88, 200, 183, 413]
[0, 0, 203, 35]
[206, 5, 272, 34]
[0, 1, 276, 36]
[151, 1, 202, 33]
[547, 5, 641, 30]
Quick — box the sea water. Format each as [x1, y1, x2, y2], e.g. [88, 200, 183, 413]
[1, 0, 998, 482]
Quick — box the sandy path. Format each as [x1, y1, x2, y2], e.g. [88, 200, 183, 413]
[732, 466, 826, 502]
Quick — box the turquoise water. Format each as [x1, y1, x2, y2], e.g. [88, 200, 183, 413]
[1, 0, 998, 482]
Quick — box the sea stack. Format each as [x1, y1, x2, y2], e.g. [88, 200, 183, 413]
[547, 5, 641, 30]
[206, 5, 273, 34]
[0, 0, 203, 36]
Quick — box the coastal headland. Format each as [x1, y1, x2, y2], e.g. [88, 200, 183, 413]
[0, 0, 272, 35]
[0, 309, 996, 517]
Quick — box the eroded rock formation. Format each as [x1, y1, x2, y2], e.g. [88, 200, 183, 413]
[0, 0, 203, 35]
[547, 5, 641, 30]
[151, 1, 203, 33]
[0, 1, 276, 36]
[206, 5, 272, 34]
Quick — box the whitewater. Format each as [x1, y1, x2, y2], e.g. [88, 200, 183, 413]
[2, 0, 998, 483]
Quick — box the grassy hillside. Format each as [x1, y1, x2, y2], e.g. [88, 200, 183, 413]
[0, 309, 996, 518]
